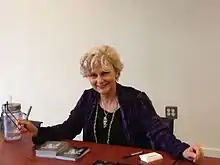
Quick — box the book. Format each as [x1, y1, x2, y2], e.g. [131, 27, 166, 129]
[35, 141, 90, 161]
[35, 141, 69, 158]
[55, 146, 90, 161]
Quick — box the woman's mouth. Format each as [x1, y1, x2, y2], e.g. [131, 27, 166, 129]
[97, 84, 108, 89]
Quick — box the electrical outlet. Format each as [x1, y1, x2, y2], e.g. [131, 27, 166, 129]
[165, 106, 178, 119]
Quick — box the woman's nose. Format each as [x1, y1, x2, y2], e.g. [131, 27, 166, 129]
[96, 75, 104, 84]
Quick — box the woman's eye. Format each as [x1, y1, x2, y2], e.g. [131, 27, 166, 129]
[90, 74, 97, 78]
[102, 72, 110, 75]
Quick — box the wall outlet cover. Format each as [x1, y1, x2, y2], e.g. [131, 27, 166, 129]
[165, 106, 178, 119]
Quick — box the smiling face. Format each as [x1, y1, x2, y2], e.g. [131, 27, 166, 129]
[88, 63, 117, 96]
[80, 45, 123, 96]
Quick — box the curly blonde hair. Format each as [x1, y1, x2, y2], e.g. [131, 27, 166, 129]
[80, 45, 123, 79]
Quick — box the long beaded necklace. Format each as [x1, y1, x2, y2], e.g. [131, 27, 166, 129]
[103, 110, 109, 128]
[93, 101, 119, 144]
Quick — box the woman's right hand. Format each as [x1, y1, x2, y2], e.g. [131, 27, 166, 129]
[17, 120, 38, 137]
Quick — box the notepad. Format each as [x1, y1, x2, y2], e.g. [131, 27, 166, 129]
[139, 152, 163, 164]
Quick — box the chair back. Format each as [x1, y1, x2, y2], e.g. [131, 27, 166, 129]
[160, 117, 174, 134]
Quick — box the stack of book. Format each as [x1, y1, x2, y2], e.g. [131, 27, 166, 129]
[35, 141, 90, 161]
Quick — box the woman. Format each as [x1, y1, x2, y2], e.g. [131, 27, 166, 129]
[19, 45, 203, 163]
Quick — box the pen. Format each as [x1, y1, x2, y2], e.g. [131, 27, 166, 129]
[122, 150, 144, 159]
[25, 106, 32, 120]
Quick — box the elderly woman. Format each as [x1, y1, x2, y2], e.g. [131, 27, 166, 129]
[19, 45, 203, 163]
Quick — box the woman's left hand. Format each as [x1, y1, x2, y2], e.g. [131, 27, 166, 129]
[182, 144, 204, 164]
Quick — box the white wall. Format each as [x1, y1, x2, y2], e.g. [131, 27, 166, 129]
[0, 0, 220, 157]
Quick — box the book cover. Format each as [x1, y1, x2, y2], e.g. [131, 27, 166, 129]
[55, 146, 90, 161]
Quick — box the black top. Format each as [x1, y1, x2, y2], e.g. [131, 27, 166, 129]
[95, 105, 127, 146]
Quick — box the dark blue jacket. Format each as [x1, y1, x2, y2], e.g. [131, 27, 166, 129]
[33, 83, 189, 158]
